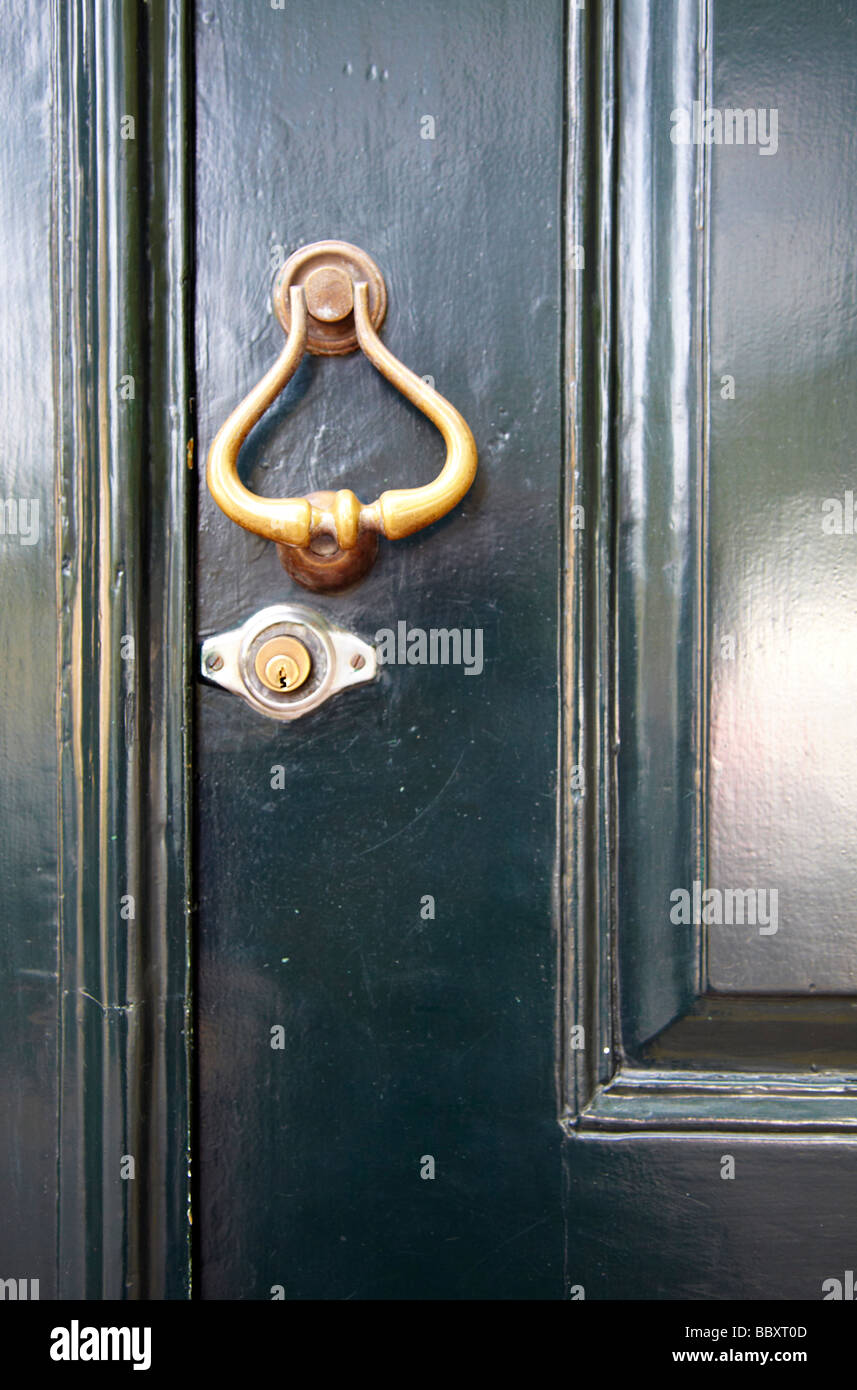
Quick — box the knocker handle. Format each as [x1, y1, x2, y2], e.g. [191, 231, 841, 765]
[205, 240, 478, 590]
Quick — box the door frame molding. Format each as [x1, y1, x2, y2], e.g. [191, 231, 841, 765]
[560, 0, 618, 1122]
[53, 0, 194, 1298]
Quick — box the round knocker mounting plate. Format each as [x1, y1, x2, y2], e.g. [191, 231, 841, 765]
[272, 239, 387, 356]
[278, 491, 380, 592]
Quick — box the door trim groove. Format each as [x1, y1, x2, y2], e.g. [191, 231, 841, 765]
[53, 0, 193, 1299]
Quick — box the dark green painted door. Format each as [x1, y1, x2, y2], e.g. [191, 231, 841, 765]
[193, 0, 857, 1299]
[3, 0, 857, 1303]
[194, 0, 565, 1299]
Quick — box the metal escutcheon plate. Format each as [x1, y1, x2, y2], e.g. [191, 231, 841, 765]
[200, 604, 376, 721]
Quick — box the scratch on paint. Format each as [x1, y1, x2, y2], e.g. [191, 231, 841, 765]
[463, 1215, 552, 1279]
[74, 988, 136, 1017]
[357, 749, 466, 857]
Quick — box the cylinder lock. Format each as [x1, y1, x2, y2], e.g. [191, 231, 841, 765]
[255, 636, 312, 692]
[200, 604, 376, 721]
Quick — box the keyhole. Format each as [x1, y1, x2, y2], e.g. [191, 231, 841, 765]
[264, 653, 300, 690]
[254, 635, 313, 694]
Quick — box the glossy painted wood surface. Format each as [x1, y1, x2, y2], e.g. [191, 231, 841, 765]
[706, 0, 857, 993]
[54, 0, 193, 1299]
[565, 1135, 857, 1300]
[582, 0, 857, 1076]
[4, 0, 855, 1304]
[194, 0, 565, 1298]
[562, 0, 857, 1295]
[194, 0, 857, 1299]
[0, 0, 193, 1298]
[0, 2, 58, 1295]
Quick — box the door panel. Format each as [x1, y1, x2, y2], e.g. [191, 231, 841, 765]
[706, 0, 857, 995]
[566, 1136, 857, 1301]
[195, 0, 565, 1299]
[563, 0, 857, 1296]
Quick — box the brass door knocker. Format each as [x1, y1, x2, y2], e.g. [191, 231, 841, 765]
[206, 240, 478, 591]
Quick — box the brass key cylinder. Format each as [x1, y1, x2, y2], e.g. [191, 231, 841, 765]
[254, 635, 312, 692]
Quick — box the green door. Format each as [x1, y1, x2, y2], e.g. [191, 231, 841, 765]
[2, 0, 856, 1305]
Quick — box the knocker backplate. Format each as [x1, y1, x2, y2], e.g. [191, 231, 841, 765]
[272, 239, 387, 355]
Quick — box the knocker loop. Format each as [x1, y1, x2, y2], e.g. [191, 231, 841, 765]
[206, 240, 478, 590]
